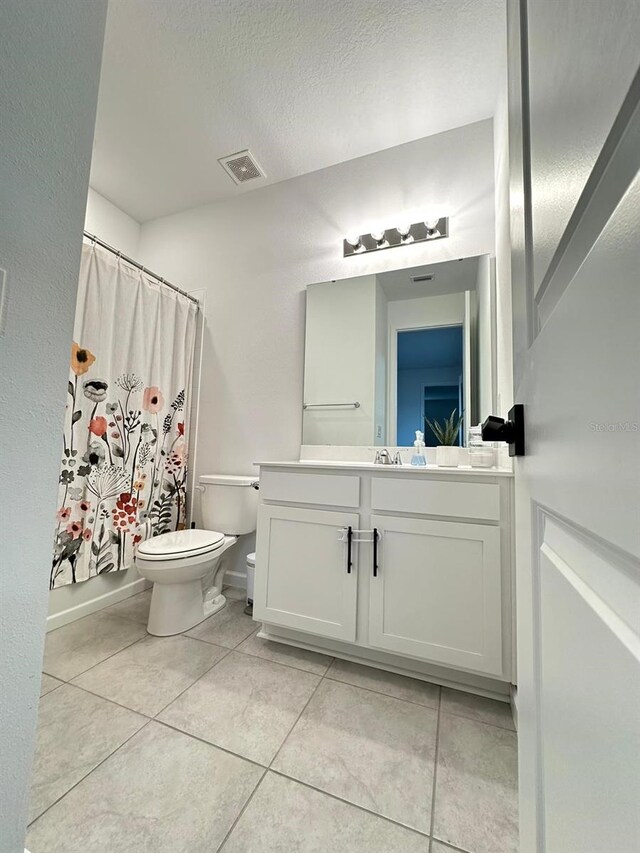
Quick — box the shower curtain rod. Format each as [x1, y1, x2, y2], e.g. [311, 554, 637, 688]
[83, 230, 199, 305]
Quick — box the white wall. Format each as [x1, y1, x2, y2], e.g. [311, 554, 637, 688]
[85, 187, 141, 257]
[0, 2, 107, 849]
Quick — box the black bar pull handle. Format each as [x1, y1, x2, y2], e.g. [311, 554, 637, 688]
[372, 528, 379, 577]
[346, 526, 353, 574]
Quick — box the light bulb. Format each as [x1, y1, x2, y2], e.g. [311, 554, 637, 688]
[424, 217, 441, 234]
[345, 233, 363, 252]
[370, 230, 388, 248]
[396, 224, 413, 243]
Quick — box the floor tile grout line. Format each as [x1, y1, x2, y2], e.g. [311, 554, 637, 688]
[153, 718, 268, 771]
[428, 687, 443, 851]
[232, 644, 334, 678]
[323, 673, 441, 711]
[62, 636, 233, 720]
[266, 665, 329, 770]
[41, 669, 68, 681]
[215, 768, 269, 853]
[61, 682, 155, 721]
[438, 707, 517, 733]
[151, 646, 235, 719]
[27, 717, 153, 829]
[39, 681, 64, 698]
[47, 630, 149, 683]
[185, 633, 244, 653]
[431, 841, 475, 853]
[267, 766, 433, 841]
[68, 644, 232, 721]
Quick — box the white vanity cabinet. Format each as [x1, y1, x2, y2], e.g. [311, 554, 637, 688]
[254, 462, 514, 693]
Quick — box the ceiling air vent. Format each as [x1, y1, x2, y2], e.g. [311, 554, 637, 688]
[218, 150, 265, 185]
[411, 273, 435, 283]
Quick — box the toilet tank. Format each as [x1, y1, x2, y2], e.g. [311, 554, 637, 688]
[199, 474, 259, 535]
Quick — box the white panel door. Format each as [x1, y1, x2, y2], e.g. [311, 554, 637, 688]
[507, 2, 640, 849]
[253, 505, 359, 641]
[368, 516, 503, 676]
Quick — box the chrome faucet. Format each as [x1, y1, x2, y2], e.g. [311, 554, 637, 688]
[374, 449, 404, 465]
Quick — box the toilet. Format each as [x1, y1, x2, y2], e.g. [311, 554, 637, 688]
[134, 474, 259, 636]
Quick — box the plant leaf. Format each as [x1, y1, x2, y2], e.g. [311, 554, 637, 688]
[426, 408, 463, 445]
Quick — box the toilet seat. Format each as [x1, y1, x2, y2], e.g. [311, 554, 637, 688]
[136, 529, 225, 562]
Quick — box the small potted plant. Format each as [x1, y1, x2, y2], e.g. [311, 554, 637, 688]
[426, 409, 463, 467]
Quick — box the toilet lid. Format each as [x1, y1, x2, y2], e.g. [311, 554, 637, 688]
[137, 529, 225, 560]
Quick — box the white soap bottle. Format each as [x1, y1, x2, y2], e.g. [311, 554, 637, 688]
[411, 430, 427, 466]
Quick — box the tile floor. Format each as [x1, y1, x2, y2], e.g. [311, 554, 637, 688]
[28, 587, 518, 853]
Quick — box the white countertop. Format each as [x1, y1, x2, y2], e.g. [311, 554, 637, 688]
[256, 460, 514, 477]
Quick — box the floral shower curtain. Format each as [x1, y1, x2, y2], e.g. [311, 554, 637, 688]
[51, 241, 198, 589]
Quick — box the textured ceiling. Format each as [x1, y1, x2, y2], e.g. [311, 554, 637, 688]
[91, 0, 505, 222]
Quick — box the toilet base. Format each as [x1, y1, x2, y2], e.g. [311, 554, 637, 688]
[203, 592, 226, 620]
[147, 580, 227, 637]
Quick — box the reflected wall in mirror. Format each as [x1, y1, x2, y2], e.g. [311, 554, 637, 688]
[302, 255, 495, 447]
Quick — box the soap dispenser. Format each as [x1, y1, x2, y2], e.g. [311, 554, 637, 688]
[411, 430, 427, 466]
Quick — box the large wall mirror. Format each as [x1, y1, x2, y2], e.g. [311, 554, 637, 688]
[302, 255, 496, 447]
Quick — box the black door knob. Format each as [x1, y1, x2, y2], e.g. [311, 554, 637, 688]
[481, 404, 525, 457]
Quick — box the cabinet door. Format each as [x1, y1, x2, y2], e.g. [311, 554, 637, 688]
[254, 505, 359, 641]
[369, 515, 503, 675]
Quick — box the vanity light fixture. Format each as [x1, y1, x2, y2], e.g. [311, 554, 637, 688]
[345, 233, 366, 254]
[370, 230, 389, 249]
[424, 218, 442, 238]
[343, 217, 449, 257]
[397, 224, 414, 244]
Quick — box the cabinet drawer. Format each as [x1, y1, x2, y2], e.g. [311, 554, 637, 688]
[260, 470, 360, 507]
[371, 477, 500, 521]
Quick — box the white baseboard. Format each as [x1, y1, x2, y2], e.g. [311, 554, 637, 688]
[223, 569, 247, 589]
[46, 577, 151, 632]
